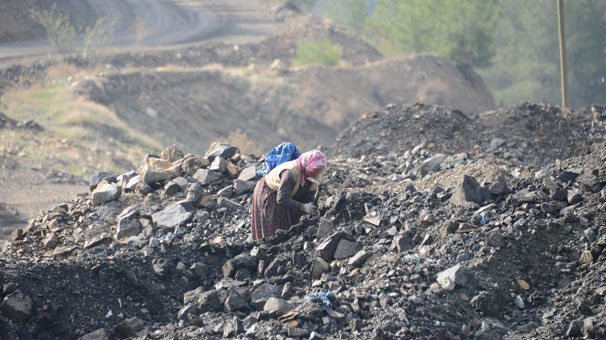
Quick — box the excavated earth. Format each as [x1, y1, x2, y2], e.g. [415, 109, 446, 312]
[1, 103, 606, 340]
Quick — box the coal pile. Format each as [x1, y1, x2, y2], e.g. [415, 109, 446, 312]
[330, 103, 480, 159]
[331, 102, 602, 168]
[1, 103, 606, 340]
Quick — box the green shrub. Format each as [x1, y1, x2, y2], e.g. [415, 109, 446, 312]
[293, 39, 340, 66]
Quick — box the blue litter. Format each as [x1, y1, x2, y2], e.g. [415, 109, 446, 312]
[307, 290, 335, 310]
[480, 213, 486, 225]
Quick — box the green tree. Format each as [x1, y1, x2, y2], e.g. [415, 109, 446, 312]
[479, 0, 606, 107]
[365, 0, 500, 68]
[324, 0, 369, 36]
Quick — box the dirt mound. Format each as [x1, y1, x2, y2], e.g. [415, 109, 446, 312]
[478, 102, 595, 165]
[1, 136, 604, 339]
[331, 103, 480, 158]
[332, 102, 599, 167]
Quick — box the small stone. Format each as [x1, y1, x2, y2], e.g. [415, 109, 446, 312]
[193, 169, 223, 185]
[1, 290, 32, 319]
[238, 165, 257, 181]
[115, 218, 141, 240]
[233, 180, 254, 195]
[114, 317, 144, 337]
[513, 295, 525, 309]
[223, 318, 242, 337]
[91, 182, 120, 205]
[177, 303, 195, 320]
[333, 239, 357, 259]
[225, 294, 249, 312]
[348, 250, 371, 267]
[78, 328, 109, 340]
[288, 327, 311, 338]
[391, 235, 412, 253]
[485, 229, 505, 248]
[450, 175, 488, 207]
[317, 219, 336, 238]
[420, 154, 446, 173]
[218, 197, 243, 209]
[210, 157, 227, 173]
[566, 320, 583, 337]
[151, 202, 194, 229]
[310, 257, 329, 280]
[164, 181, 181, 195]
[217, 186, 233, 198]
[10, 228, 23, 241]
[263, 297, 293, 316]
[281, 282, 293, 299]
[250, 283, 281, 307]
[436, 264, 468, 288]
[568, 189, 583, 205]
[43, 233, 59, 249]
[440, 277, 456, 291]
[488, 176, 509, 195]
[89, 172, 113, 191]
[583, 228, 597, 243]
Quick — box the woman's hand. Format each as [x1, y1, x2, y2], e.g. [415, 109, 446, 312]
[302, 203, 318, 215]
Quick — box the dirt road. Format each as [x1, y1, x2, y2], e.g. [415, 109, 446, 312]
[0, 0, 283, 59]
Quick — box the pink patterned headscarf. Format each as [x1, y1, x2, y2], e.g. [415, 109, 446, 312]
[296, 150, 327, 186]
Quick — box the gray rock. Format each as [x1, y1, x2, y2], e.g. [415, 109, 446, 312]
[164, 180, 181, 195]
[348, 250, 371, 267]
[186, 183, 203, 202]
[233, 180, 254, 195]
[317, 219, 336, 239]
[437, 264, 468, 288]
[223, 318, 242, 338]
[210, 157, 227, 172]
[89, 172, 113, 191]
[282, 282, 293, 299]
[288, 327, 311, 338]
[310, 257, 329, 280]
[391, 235, 412, 253]
[512, 189, 535, 205]
[125, 175, 141, 191]
[195, 290, 222, 311]
[225, 294, 249, 312]
[178, 303, 196, 320]
[333, 239, 357, 259]
[568, 189, 584, 205]
[1, 290, 32, 319]
[471, 291, 504, 317]
[450, 175, 487, 207]
[172, 177, 189, 191]
[222, 255, 257, 278]
[421, 154, 446, 173]
[250, 283, 281, 307]
[489, 137, 506, 149]
[92, 183, 121, 206]
[316, 233, 344, 261]
[486, 229, 505, 248]
[513, 295, 525, 309]
[151, 202, 193, 229]
[193, 169, 223, 185]
[114, 317, 144, 337]
[218, 197, 243, 209]
[566, 320, 583, 337]
[43, 233, 59, 249]
[238, 165, 257, 181]
[263, 297, 293, 316]
[488, 176, 509, 195]
[217, 186, 233, 198]
[116, 170, 137, 188]
[115, 218, 141, 240]
[10, 228, 23, 241]
[78, 328, 109, 340]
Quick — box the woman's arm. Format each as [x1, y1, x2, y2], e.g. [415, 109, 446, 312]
[277, 170, 306, 212]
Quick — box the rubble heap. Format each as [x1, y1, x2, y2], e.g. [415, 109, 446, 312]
[1, 103, 606, 340]
[331, 102, 602, 168]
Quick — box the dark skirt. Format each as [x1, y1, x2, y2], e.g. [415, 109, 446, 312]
[251, 177, 302, 240]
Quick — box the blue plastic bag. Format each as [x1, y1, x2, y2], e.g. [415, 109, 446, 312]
[262, 142, 301, 175]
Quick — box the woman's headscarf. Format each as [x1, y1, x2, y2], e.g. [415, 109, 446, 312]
[296, 150, 327, 186]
